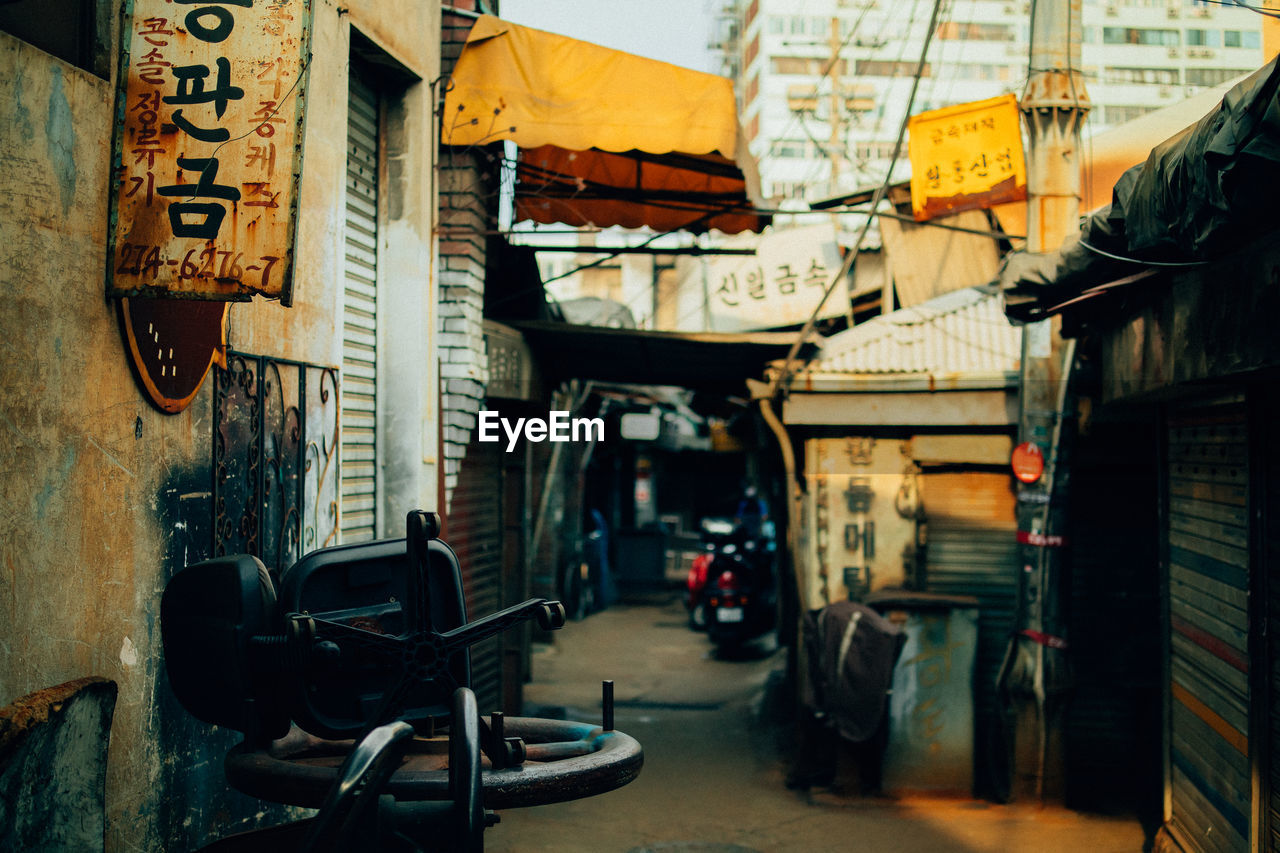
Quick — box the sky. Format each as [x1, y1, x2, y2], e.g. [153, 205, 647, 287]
[498, 0, 718, 73]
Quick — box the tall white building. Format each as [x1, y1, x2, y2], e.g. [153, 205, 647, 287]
[717, 0, 1266, 207]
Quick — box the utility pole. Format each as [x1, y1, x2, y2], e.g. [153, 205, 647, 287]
[999, 0, 1089, 803]
[827, 15, 843, 187]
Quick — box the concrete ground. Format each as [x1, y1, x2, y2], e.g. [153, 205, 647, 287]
[485, 599, 1147, 853]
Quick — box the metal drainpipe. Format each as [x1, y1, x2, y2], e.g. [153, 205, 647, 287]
[758, 397, 809, 641]
[1000, 0, 1090, 804]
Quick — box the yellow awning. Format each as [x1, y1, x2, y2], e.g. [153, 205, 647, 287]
[442, 15, 767, 234]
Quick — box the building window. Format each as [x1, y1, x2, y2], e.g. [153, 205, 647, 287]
[936, 21, 1017, 41]
[1186, 67, 1252, 86]
[1102, 27, 1181, 46]
[769, 182, 808, 201]
[774, 140, 809, 159]
[0, 0, 109, 77]
[1223, 30, 1260, 49]
[856, 59, 932, 77]
[1105, 105, 1156, 124]
[1103, 66, 1180, 84]
[772, 56, 848, 75]
[853, 141, 898, 161]
[1185, 28, 1220, 47]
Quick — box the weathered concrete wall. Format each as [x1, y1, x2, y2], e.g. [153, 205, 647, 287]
[1100, 232, 1280, 403]
[0, 0, 439, 848]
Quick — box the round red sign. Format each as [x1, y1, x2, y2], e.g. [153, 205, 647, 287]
[1011, 442, 1045, 484]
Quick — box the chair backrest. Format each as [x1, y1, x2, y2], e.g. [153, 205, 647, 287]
[279, 536, 470, 737]
[161, 553, 291, 739]
[161, 532, 470, 741]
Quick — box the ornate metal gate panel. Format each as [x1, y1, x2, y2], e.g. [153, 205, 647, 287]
[214, 353, 339, 573]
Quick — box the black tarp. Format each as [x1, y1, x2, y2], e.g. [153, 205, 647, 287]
[1001, 57, 1280, 324]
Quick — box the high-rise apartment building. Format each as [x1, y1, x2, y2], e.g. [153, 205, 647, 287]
[715, 0, 1266, 207]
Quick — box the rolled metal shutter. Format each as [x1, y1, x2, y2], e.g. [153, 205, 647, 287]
[1269, 391, 1280, 852]
[921, 471, 1018, 795]
[448, 437, 505, 715]
[1167, 404, 1250, 853]
[340, 69, 379, 543]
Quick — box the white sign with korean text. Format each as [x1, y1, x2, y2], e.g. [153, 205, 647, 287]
[108, 0, 311, 303]
[705, 223, 845, 331]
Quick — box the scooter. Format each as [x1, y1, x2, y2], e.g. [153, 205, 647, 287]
[685, 518, 737, 630]
[699, 521, 777, 650]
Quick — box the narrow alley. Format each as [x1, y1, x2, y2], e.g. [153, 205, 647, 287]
[487, 600, 1147, 853]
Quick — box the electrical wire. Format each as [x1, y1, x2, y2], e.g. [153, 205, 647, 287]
[1077, 238, 1209, 267]
[770, 0, 949, 399]
[1212, 0, 1280, 19]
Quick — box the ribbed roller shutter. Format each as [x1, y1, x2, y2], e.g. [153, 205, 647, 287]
[1166, 403, 1250, 853]
[1268, 390, 1280, 852]
[448, 438, 505, 715]
[921, 470, 1018, 796]
[340, 69, 380, 543]
[1062, 415, 1162, 814]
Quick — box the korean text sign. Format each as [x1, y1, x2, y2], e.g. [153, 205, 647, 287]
[707, 223, 845, 331]
[907, 94, 1026, 223]
[108, 0, 311, 303]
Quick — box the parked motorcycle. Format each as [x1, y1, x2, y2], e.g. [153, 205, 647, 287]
[697, 519, 777, 649]
[685, 518, 733, 630]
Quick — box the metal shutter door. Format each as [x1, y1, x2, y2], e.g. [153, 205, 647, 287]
[1167, 405, 1250, 853]
[340, 70, 379, 543]
[448, 438, 505, 715]
[1269, 390, 1280, 852]
[921, 470, 1018, 795]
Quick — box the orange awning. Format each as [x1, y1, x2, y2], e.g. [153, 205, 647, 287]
[442, 15, 767, 234]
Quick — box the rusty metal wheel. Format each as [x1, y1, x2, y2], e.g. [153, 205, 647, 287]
[226, 715, 643, 812]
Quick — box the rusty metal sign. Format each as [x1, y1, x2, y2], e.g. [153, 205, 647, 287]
[107, 0, 312, 303]
[907, 93, 1026, 222]
[119, 296, 228, 413]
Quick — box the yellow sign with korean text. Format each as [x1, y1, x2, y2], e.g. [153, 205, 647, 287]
[907, 94, 1026, 222]
[107, 0, 312, 303]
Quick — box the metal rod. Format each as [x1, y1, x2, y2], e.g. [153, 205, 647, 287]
[490, 711, 505, 769]
[602, 680, 614, 732]
[498, 245, 757, 256]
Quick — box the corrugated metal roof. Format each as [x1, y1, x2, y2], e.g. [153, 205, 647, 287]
[812, 286, 1020, 375]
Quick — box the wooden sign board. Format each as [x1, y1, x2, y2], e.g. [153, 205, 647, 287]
[107, 0, 312, 303]
[907, 94, 1026, 223]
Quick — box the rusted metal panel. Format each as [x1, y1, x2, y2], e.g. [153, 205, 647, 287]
[881, 606, 979, 795]
[484, 321, 537, 402]
[0, 679, 118, 852]
[784, 389, 1016, 428]
[878, 211, 1002, 310]
[107, 0, 312, 302]
[805, 437, 919, 601]
[816, 288, 1019, 376]
[909, 434, 1013, 467]
[919, 471, 1017, 797]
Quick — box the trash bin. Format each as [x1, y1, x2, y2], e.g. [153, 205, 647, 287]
[866, 590, 980, 796]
